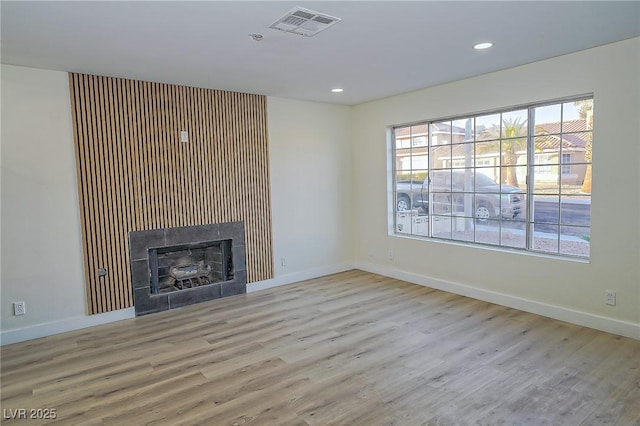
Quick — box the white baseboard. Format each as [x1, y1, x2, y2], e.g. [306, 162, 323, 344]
[248, 262, 355, 293]
[355, 261, 640, 340]
[0, 308, 135, 346]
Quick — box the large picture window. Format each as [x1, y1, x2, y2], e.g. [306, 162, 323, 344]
[392, 96, 593, 259]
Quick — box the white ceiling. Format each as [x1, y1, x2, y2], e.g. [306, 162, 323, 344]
[2, 1, 639, 105]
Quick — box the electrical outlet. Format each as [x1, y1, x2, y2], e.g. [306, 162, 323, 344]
[388, 250, 394, 261]
[281, 257, 286, 267]
[605, 290, 616, 306]
[13, 301, 26, 316]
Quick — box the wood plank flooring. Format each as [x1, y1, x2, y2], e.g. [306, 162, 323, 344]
[2, 270, 639, 425]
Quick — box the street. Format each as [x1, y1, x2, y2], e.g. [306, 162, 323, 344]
[531, 196, 590, 236]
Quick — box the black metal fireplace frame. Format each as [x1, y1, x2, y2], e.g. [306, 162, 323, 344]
[129, 222, 246, 316]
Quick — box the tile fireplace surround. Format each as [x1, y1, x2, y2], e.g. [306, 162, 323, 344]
[129, 222, 246, 316]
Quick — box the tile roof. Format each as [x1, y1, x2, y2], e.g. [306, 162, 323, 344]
[395, 119, 590, 151]
[535, 119, 589, 150]
[536, 119, 588, 134]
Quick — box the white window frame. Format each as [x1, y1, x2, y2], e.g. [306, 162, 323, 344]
[391, 95, 593, 260]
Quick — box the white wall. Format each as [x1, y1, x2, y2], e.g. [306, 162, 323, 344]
[1, 65, 88, 335]
[265, 97, 353, 285]
[351, 38, 640, 338]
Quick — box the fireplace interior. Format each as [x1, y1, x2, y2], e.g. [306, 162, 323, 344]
[149, 239, 233, 294]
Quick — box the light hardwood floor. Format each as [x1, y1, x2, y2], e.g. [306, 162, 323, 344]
[2, 270, 639, 425]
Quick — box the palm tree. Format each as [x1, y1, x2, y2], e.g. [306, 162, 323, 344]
[574, 100, 593, 194]
[478, 117, 527, 187]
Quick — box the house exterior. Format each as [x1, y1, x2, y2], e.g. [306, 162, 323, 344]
[394, 119, 590, 188]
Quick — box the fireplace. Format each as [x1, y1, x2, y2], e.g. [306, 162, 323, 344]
[129, 222, 246, 316]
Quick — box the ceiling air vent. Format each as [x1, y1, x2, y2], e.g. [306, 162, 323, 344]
[269, 7, 341, 37]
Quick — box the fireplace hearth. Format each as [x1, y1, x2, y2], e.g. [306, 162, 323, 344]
[130, 222, 246, 316]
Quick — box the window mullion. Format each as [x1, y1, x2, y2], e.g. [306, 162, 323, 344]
[557, 105, 564, 253]
[526, 107, 536, 250]
[428, 123, 433, 237]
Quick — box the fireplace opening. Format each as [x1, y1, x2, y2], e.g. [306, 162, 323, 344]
[148, 239, 233, 294]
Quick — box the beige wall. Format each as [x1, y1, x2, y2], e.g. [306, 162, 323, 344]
[351, 38, 640, 336]
[268, 97, 354, 277]
[1, 66, 87, 330]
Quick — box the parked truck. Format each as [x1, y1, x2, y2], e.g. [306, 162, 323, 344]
[395, 170, 524, 221]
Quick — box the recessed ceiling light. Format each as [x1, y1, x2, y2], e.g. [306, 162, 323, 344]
[331, 88, 343, 93]
[474, 42, 493, 50]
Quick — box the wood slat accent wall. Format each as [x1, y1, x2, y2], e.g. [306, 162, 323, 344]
[69, 73, 273, 315]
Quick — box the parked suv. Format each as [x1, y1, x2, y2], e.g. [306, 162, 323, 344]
[396, 170, 524, 221]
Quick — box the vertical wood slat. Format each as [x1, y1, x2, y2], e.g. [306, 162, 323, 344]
[70, 73, 274, 315]
[87, 76, 107, 312]
[70, 74, 96, 314]
[80, 74, 98, 311]
[113, 77, 132, 308]
[96, 76, 115, 311]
